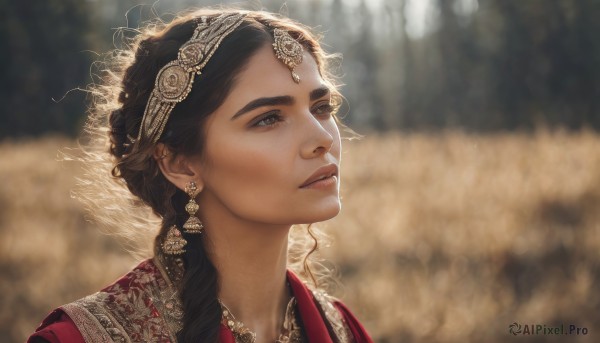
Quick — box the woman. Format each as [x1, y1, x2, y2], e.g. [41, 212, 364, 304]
[28, 8, 372, 343]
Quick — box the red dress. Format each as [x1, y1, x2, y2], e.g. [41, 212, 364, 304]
[28, 258, 373, 343]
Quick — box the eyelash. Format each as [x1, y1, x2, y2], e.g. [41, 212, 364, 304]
[252, 103, 335, 128]
[253, 112, 283, 127]
[314, 103, 335, 118]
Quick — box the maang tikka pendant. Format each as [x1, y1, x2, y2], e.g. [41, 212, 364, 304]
[272, 28, 303, 83]
[183, 181, 204, 234]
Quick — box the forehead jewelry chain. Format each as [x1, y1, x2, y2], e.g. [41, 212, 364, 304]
[272, 28, 303, 83]
[219, 297, 302, 343]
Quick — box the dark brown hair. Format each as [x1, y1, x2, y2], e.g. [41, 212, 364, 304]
[100, 9, 340, 343]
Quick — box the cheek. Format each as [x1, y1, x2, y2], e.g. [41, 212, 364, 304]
[207, 143, 288, 188]
[201, 135, 295, 216]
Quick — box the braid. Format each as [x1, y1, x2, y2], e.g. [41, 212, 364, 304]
[102, 10, 334, 342]
[178, 234, 221, 342]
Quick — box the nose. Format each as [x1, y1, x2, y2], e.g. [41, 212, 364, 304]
[299, 113, 334, 159]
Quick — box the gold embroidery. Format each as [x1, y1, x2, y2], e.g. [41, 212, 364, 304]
[153, 251, 185, 334]
[60, 259, 351, 343]
[312, 290, 355, 343]
[62, 301, 117, 343]
[60, 260, 180, 342]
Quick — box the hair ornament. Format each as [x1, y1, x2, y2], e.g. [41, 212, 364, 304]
[136, 13, 247, 146]
[272, 28, 304, 83]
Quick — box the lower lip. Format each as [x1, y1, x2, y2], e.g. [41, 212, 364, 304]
[301, 175, 337, 189]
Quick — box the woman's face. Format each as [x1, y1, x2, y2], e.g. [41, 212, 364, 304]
[194, 43, 341, 225]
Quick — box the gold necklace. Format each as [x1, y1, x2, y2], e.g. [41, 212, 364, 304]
[219, 297, 303, 343]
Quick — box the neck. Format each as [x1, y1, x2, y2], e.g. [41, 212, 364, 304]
[202, 213, 292, 341]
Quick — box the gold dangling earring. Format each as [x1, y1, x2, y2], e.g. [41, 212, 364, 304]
[183, 181, 204, 234]
[162, 225, 187, 255]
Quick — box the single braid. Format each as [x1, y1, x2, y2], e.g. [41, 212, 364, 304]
[103, 11, 334, 343]
[178, 234, 221, 342]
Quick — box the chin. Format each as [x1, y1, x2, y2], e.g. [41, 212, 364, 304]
[302, 200, 341, 223]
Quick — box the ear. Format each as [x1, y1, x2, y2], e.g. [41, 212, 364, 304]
[153, 143, 204, 193]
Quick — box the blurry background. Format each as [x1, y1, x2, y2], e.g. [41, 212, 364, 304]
[1, 0, 599, 342]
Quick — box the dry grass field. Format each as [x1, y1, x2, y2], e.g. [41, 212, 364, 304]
[1, 131, 599, 343]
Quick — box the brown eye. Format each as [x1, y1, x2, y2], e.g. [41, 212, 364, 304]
[312, 102, 334, 118]
[253, 112, 283, 127]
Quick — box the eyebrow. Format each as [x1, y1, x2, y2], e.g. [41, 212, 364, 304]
[230, 86, 331, 120]
[309, 86, 330, 101]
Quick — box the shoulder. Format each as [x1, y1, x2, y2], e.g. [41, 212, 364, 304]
[29, 259, 181, 343]
[27, 309, 85, 343]
[311, 290, 373, 343]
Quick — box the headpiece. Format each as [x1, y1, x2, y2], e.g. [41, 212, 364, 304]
[272, 28, 304, 83]
[135, 12, 305, 146]
[136, 13, 246, 145]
